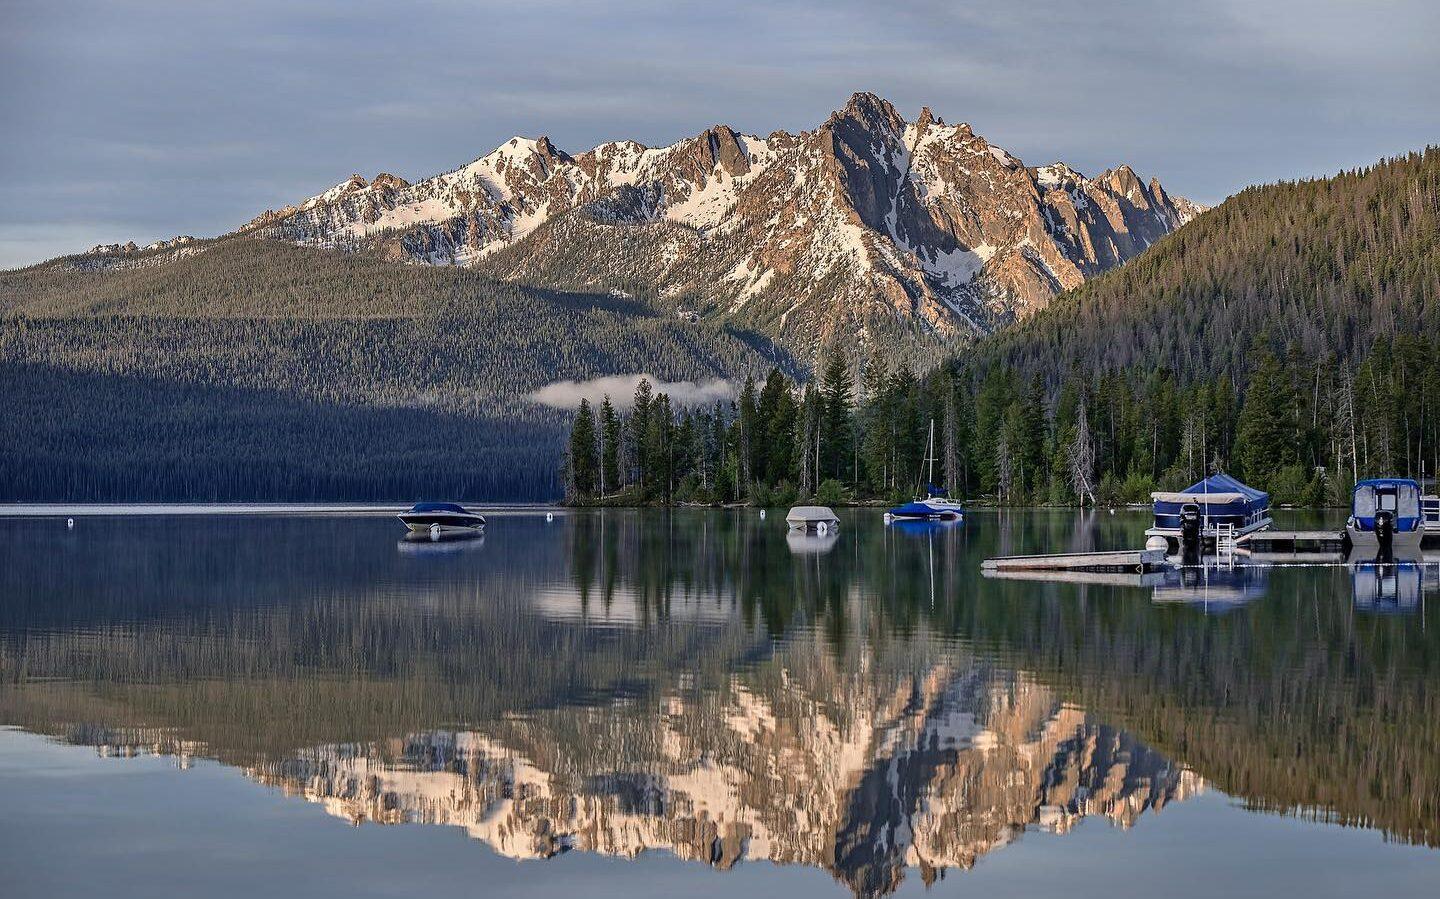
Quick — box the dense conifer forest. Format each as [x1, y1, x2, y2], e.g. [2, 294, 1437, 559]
[565, 150, 1440, 507]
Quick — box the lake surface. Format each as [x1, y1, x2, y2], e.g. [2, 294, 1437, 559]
[2, 509, 1437, 898]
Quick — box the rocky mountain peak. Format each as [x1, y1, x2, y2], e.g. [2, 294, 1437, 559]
[369, 172, 410, 191]
[833, 91, 906, 136]
[109, 92, 1203, 362]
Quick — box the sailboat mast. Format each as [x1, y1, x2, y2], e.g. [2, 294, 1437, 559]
[927, 419, 935, 487]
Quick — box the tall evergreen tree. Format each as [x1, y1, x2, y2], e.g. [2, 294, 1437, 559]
[1234, 349, 1294, 490]
[567, 398, 598, 498]
[599, 395, 621, 496]
[818, 346, 855, 483]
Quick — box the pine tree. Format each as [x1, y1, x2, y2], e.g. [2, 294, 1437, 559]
[737, 374, 758, 495]
[757, 367, 796, 488]
[599, 395, 621, 496]
[630, 378, 654, 490]
[1234, 349, 1293, 490]
[818, 345, 854, 483]
[568, 398, 598, 498]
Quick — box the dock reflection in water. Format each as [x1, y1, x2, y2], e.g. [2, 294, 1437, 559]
[1, 510, 1438, 897]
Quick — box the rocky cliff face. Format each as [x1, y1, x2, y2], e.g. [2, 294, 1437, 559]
[47, 92, 1200, 362]
[243, 95, 1198, 356]
[247, 653, 1199, 896]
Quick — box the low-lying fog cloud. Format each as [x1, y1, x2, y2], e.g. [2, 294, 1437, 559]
[529, 374, 734, 411]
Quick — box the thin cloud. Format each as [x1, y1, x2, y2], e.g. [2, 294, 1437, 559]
[528, 374, 734, 411]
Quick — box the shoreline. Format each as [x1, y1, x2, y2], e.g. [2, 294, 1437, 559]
[0, 503, 563, 518]
[0, 502, 1347, 518]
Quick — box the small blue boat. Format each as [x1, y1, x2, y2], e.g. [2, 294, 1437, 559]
[887, 420, 964, 522]
[888, 486, 964, 521]
[397, 501, 486, 535]
[1347, 478, 1423, 552]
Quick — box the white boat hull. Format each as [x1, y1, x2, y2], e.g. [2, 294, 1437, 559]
[1346, 524, 1424, 551]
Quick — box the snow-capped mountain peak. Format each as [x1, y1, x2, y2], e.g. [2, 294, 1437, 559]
[104, 92, 1205, 359]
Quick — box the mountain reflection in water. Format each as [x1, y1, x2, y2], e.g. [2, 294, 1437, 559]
[0, 510, 1437, 897]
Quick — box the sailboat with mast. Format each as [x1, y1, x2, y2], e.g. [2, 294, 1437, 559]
[886, 419, 965, 521]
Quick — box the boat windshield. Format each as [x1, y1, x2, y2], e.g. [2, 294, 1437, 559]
[410, 502, 467, 513]
[1355, 487, 1376, 517]
[1398, 484, 1420, 517]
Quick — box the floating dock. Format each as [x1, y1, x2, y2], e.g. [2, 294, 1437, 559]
[981, 568, 1167, 586]
[981, 549, 1167, 574]
[1235, 529, 1347, 551]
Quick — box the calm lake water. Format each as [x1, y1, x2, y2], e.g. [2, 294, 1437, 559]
[1, 509, 1437, 898]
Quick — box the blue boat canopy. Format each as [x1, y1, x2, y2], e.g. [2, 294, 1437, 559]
[409, 501, 468, 513]
[1354, 477, 1422, 490]
[1351, 478, 1422, 532]
[1183, 472, 1269, 505]
[1151, 471, 1270, 533]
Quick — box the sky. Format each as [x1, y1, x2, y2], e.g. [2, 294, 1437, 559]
[2, 0, 1436, 268]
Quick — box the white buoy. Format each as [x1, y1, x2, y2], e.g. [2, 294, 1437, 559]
[816, 521, 829, 536]
[430, 523, 441, 541]
[883, 512, 894, 524]
[67, 518, 74, 528]
[1146, 535, 1169, 553]
[546, 511, 555, 522]
[1109, 508, 1115, 515]
[759, 509, 766, 519]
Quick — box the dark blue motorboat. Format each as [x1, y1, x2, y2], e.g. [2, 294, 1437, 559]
[397, 501, 486, 535]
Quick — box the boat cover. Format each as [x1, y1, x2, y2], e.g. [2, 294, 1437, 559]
[1351, 478, 1423, 533]
[1151, 472, 1269, 530]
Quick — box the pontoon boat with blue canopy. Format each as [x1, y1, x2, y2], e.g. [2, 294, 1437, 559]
[1147, 472, 1271, 552]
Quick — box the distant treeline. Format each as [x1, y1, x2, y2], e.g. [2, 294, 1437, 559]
[565, 334, 1440, 507]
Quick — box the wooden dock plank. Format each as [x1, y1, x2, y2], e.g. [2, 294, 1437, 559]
[981, 549, 1166, 572]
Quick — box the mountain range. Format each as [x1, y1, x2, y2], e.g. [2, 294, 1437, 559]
[13, 97, 1433, 503]
[40, 92, 1200, 361]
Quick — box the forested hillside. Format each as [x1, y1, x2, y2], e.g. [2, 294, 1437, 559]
[0, 240, 790, 501]
[958, 148, 1440, 501]
[979, 148, 1439, 381]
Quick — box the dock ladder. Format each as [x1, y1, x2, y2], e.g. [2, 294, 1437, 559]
[1214, 522, 1237, 562]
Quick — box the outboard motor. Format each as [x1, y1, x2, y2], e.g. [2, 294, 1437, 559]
[1375, 510, 1395, 561]
[1179, 503, 1203, 562]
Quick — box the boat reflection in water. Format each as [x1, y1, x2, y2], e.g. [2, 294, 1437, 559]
[1151, 563, 1271, 614]
[1351, 557, 1439, 615]
[1, 510, 1438, 897]
[396, 530, 486, 555]
[785, 527, 840, 555]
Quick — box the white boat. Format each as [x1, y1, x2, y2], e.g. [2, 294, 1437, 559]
[786, 506, 839, 533]
[397, 502, 486, 535]
[887, 419, 963, 521]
